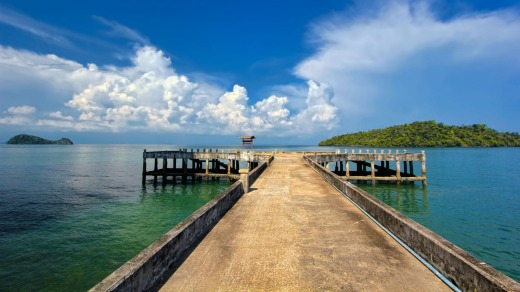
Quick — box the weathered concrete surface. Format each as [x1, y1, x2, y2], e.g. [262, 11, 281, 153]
[160, 153, 450, 291]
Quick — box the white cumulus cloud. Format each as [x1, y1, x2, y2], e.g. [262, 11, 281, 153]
[7, 105, 36, 115]
[0, 45, 338, 136]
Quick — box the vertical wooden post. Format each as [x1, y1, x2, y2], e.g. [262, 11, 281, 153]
[227, 159, 231, 174]
[346, 161, 350, 179]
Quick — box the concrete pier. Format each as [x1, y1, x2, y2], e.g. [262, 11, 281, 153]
[142, 149, 266, 184]
[160, 153, 449, 291]
[92, 152, 519, 291]
[308, 149, 427, 186]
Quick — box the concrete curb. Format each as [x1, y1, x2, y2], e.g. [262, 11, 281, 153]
[304, 155, 520, 292]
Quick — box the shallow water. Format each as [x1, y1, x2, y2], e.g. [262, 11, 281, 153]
[0, 145, 231, 291]
[0, 145, 518, 290]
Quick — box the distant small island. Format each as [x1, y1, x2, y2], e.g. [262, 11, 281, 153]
[319, 121, 520, 147]
[7, 134, 73, 145]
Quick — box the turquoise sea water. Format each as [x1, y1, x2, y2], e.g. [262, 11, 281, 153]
[0, 145, 519, 290]
[0, 145, 231, 291]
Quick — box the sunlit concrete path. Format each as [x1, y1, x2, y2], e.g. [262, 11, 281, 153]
[160, 153, 450, 291]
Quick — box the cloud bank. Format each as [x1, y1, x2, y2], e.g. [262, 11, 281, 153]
[0, 45, 337, 135]
[295, 1, 520, 130]
[2, 1, 520, 140]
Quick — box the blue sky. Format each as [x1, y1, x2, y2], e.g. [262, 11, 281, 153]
[1, 0, 520, 144]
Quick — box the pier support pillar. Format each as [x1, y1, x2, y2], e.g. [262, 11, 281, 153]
[162, 158, 167, 185]
[396, 159, 401, 186]
[239, 169, 249, 193]
[153, 158, 158, 185]
[182, 159, 187, 183]
[142, 149, 147, 184]
[370, 160, 375, 185]
[172, 157, 177, 183]
[421, 150, 427, 187]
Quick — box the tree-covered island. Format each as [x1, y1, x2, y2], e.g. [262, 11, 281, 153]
[319, 121, 520, 147]
[7, 134, 73, 145]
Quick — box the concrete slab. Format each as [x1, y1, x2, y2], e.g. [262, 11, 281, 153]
[160, 153, 450, 291]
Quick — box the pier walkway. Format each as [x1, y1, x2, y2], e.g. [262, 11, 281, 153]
[160, 153, 449, 291]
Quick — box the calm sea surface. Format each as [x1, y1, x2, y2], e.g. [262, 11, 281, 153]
[0, 145, 519, 290]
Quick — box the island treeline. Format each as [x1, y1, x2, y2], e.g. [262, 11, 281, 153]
[319, 121, 520, 147]
[7, 134, 73, 145]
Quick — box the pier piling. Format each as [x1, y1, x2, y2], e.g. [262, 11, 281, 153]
[141, 149, 271, 185]
[305, 149, 426, 186]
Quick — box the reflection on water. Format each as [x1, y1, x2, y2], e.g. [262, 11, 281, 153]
[358, 183, 429, 217]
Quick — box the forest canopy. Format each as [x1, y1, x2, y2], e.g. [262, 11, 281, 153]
[319, 121, 520, 147]
[7, 134, 73, 145]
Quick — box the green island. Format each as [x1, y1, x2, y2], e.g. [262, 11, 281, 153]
[319, 121, 520, 147]
[7, 134, 73, 145]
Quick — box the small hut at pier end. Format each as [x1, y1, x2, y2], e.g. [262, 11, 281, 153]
[240, 135, 255, 150]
